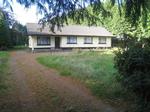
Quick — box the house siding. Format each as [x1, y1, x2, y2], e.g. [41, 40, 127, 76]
[60, 36, 111, 48]
[28, 36, 55, 49]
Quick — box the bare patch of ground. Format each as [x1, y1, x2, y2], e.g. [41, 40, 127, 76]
[0, 51, 122, 112]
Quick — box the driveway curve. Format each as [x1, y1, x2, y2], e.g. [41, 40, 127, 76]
[2, 50, 121, 112]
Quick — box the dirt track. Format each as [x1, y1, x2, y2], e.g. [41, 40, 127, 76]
[0, 51, 120, 112]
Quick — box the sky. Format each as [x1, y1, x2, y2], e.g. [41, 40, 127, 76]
[12, 1, 41, 25]
[0, 0, 42, 25]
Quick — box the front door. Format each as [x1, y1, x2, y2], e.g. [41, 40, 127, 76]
[55, 37, 60, 48]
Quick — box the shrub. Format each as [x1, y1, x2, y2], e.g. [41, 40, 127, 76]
[114, 41, 150, 111]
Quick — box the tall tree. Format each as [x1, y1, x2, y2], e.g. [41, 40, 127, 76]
[1, 0, 150, 26]
[11, 21, 27, 45]
[0, 10, 11, 49]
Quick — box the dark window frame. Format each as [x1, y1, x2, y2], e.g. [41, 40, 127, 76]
[99, 37, 107, 44]
[67, 36, 77, 44]
[84, 37, 93, 44]
[37, 36, 51, 46]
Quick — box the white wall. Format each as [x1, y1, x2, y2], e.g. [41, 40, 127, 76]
[29, 36, 112, 49]
[28, 36, 55, 49]
[28, 36, 33, 48]
[60, 36, 111, 48]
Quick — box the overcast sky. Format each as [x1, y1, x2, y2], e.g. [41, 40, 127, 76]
[0, 0, 42, 25]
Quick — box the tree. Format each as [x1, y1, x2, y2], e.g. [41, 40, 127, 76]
[11, 22, 27, 45]
[0, 6, 16, 49]
[0, 10, 11, 49]
[1, 0, 150, 27]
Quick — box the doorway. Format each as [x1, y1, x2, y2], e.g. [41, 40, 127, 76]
[55, 37, 60, 49]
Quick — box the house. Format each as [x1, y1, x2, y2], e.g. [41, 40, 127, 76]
[26, 23, 114, 51]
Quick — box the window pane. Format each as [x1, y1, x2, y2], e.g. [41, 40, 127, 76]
[37, 36, 50, 45]
[67, 36, 77, 44]
[84, 37, 92, 44]
[99, 37, 106, 44]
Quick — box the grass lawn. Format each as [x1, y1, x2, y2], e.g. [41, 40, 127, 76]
[9, 45, 28, 51]
[37, 51, 130, 104]
[0, 51, 9, 94]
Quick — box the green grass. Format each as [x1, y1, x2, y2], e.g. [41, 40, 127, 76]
[9, 45, 28, 51]
[0, 51, 9, 93]
[37, 51, 129, 102]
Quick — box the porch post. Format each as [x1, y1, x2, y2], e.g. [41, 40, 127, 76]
[31, 36, 34, 53]
[32, 46, 34, 52]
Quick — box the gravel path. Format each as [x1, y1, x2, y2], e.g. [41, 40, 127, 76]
[0, 51, 121, 112]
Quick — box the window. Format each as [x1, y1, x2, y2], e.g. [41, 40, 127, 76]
[67, 36, 77, 44]
[84, 37, 93, 44]
[37, 36, 50, 45]
[99, 37, 106, 44]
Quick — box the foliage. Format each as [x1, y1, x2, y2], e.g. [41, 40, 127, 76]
[37, 51, 131, 104]
[1, 0, 150, 27]
[114, 41, 150, 112]
[64, 1, 150, 41]
[11, 22, 27, 45]
[0, 6, 27, 48]
[100, 1, 150, 38]
[0, 11, 11, 49]
[125, 0, 150, 26]
[0, 6, 17, 49]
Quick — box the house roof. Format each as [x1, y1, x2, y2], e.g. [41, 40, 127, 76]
[26, 23, 114, 37]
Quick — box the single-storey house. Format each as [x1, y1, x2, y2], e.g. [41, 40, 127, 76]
[26, 23, 114, 51]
